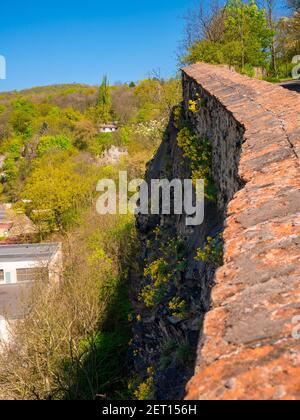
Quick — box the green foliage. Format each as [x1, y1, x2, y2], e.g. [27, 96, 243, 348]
[9, 99, 38, 137]
[133, 367, 155, 400]
[97, 75, 111, 108]
[37, 135, 72, 156]
[134, 78, 182, 122]
[93, 75, 113, 123]
[0, 74, 181, 400]
[196, 235, 224, 268]
[175, 344, 193, 365]
[141, 258, 171, 308]
[0, 137, 24, 159]
[23, 151, 96, 232]
[183, 0, 274, 73]
[185, 40, 226, 65]
[168, 297, 188, 319]
[3, 158, 18, 183]
[177, 126, 217, 201]
[276, 12, 300, 78]
[90, 132, 115, 155]
[140, 235, 187, 309]
[224, 0, 273, 69]
[173, 104, 184, 129]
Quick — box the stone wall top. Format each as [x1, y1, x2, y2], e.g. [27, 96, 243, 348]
[183, 63, 300, 400]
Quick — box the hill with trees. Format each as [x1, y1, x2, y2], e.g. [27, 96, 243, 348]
[0, 0, 298, 401]
[0, 75, 181, 399]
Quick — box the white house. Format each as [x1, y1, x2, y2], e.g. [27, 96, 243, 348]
[98, 123, 118, 133]
[0, 243, 62, 343]
[0, 243, 62, 285]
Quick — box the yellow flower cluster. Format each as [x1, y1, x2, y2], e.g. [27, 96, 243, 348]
[140, 258, 171, 308]
[196, 235, 224, 268]
[168, 297, 187, 319]
[134, 367, 155, 400]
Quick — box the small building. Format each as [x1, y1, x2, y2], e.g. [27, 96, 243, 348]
[0, 243, 62, 285]
[98, 123, 118, 133]
[0, 243, 62, 343]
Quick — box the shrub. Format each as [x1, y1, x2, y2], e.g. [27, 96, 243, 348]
[196, 235, 224, 268]
[9, 99, 38, 137]
[134, 367, 155, 400]
[140, 258, 171, 308]
[37, 135, 72, 156]
[168, 297, 188, 319]
[177, 126, 217, 201]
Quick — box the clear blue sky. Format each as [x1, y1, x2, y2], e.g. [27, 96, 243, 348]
[0, 0, 288, 92]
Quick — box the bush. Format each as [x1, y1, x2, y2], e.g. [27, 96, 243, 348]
[177, 126, 217, 201]
[196, 235, 224, 268]
[9, 99, 38, 137]
[37, 135, 72, 156]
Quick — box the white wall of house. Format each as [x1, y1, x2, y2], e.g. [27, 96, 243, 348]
[0, 260, 49, 284]
[48, 244, 63, 284]
[100, 127, 117, 133]
[0, 244, 62, 285]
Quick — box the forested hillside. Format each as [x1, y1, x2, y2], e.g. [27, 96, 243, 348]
[0, 76, 181, 399]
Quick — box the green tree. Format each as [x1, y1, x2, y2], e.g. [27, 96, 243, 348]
[23, 152, 96, 232]
[94, 75, 112, 123]
[97, 76, 111, 108]
[184, 40, 225, 65]
[37, 135, 72, 156]
[276, 9, 300, 77]
[9, 99, 38, 137]
[224, 0, 274, 70]
[182, 0, 274, 75]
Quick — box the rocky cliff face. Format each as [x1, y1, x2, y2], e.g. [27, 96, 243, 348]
[131, 64, 300, 400]
[132, 113, 222, 399]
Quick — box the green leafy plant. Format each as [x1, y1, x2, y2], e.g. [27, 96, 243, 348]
[196, 235, 224, 268]
[168, 297, 188, 319]
[177, 126, 217, 201]
[140, 258, 171, 308]
[37, 135, 72, 156]
[133, 367, 155, 400]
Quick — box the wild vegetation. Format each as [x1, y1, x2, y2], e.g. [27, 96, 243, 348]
[0, 76, 181, 400]
[0, 0, 298, 401]
[181, 0, 300, 80]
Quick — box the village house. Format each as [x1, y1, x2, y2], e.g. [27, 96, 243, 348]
[98, 123, 118, 133]
[0, 243, 62, 342]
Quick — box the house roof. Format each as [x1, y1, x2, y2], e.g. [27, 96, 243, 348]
[98, 123, 118, 129]
[0, 243, 61, 263]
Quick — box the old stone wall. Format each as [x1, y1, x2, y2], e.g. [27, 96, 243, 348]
[183, 63, 300, 400]
[132, 63, 300, 401]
